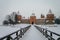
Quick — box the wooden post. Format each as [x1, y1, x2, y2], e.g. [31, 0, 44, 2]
[50, 32, 52, 40]
[40, 28, 42, 32]
[16, 32, 19, 40]
[57, 37, 60, 40]
[39, 28, 41, 32]
[43, 29, 44, 35]
[45, 30, 48, 38]
[6, 36, 11, 40]
[20, 29, 22, 38]
[22, 28, 24, 35]
[19, 30, 21, 37]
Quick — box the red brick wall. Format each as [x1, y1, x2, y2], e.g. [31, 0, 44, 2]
[46, 14, 54, 24]
[30, 16, 36, 24]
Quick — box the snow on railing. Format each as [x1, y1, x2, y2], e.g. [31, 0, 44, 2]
[35, 25, 60, 40]
[0, 25, 31, 40]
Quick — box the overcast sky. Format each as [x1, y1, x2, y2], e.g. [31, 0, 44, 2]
[0, 0, 60, 24]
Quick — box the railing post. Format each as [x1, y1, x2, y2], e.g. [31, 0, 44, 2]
[39, 28, 41, 32]
[48, 32, 54, 40]
[41, 28, 42, 33]
[19, 30, 21, 38]
[24, 28, 26, 33]
[57, 37, 60, 40]
[20, 29, 22, 38]
[16, 31, 19, 40]
[42, 29, 44, 35]
[23, 28, 25, 34]
[40, 28, 42, 33]
[35, 25, 60, 40]
[22, 28, 24, 35]
[6, 36, 11, 40]
[45, 30, 48, 38]
[50, 32, 52, 40]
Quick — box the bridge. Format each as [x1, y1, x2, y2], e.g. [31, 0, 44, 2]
[0, 24, 60, 40]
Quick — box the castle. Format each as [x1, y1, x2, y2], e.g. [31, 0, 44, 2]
[3, 9, 55, 25]
[16, 9, 55, 24]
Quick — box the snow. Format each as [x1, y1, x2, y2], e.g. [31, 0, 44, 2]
[36, 24, 60, 40]
[0, 24, 30, 39]
[20, 25, 48, 40]
[0, 26, 20, 39]
[0, 24, 59, 40]
[14, 24, 31, 28]
[36, 24, 60, 34]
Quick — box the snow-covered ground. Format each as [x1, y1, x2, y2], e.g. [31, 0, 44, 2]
[20, 25, 48, 40]
[0, 24, 60, 40]
[0, 26, 20, 39]
[0, 24, 30, 39]
[36, 24, 60, 40]
[13, 24, 31, 28]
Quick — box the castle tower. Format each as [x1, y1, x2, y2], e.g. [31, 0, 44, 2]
[46, 9, 55, 24]
[39, 14, 45, 24]
[41, 14, 45, 18]
[30, 13, 36, 24]
[16, 11, 22, 23]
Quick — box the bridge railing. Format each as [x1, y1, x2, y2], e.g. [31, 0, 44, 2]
[35, 25, 60, 40]
[0, 25, 31, 40]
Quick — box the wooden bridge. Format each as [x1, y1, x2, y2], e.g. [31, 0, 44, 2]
[0, 24, 60, 40]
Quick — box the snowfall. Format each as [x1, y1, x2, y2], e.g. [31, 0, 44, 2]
[0, 24, 60, 40]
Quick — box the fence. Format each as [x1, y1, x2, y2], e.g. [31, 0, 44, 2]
[35, 25, 60, 40]
[0, 25, 31, 40]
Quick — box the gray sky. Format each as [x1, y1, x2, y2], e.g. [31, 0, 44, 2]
[0, 0, 60, 24]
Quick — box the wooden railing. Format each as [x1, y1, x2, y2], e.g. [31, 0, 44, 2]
[35, 25, 60, 40]
[0, 25, 31, 40]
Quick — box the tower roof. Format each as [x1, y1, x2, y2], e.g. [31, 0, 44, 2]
[31, 13, 35, 16]
[48, 9, 52, 14]
[17, 11, 21, 15]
